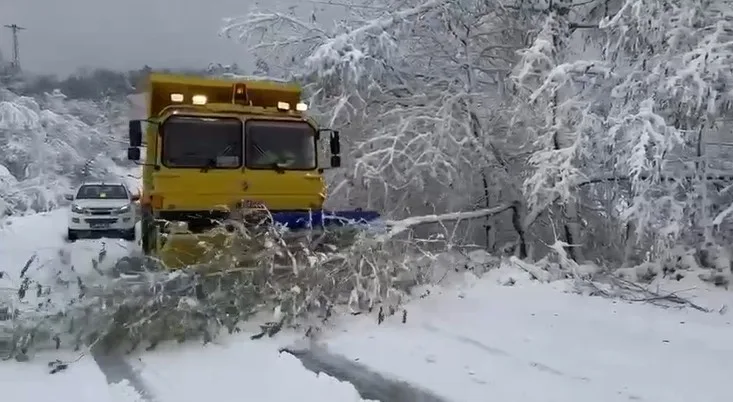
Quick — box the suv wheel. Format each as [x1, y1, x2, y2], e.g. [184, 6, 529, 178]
[122, 228, 136, 241]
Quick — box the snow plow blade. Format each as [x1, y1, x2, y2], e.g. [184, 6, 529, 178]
[155, 209, 383, 271]
[270, 209, 382, 230]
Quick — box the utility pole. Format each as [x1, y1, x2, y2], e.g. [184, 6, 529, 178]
[3, 24, 26, 72]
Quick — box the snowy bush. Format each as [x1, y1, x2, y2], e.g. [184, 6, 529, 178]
[0, 87, 129, 216]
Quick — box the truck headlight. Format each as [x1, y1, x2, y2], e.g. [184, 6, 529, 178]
[71, 204, 85, 214]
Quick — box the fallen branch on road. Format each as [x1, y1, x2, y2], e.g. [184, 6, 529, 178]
[577, 276, 713, 312]
[380, 203, 514, 241]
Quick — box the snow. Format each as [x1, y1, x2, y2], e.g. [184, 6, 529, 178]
[0, 209, 375, 402]
[1, 209, 732, 402]
[127, 337, 371, 402]
[107, 381, 147, 402]
[0, 208, 133, 280]
[0, 336, 373, 402]
[6, 1, 733, 399]
[320, 269, 733, 402]
[0, 351, 124, 402]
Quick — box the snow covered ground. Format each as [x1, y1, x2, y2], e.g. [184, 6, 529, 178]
[1, 209, 733, 402]
[320, 270, 733, 402]
[0, 208, 135, 278]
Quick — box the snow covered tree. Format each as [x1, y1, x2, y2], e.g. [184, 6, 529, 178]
[601, 0, 733, 250]
[509, 0, 614, 261]
[223, 0, 534, 250]
[511, 0, 733, 263]
[221, 0, 733, 263]
[0, 87, 129, 215]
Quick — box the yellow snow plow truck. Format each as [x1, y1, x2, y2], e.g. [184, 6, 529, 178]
[126, 73, 379, 270]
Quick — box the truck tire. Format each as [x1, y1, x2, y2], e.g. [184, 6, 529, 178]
[141, 207, 154, 254]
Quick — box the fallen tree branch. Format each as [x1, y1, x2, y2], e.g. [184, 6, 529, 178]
[578, 173, 733, 187]
[380, 203, 514, 241]
[509, 256, 551, 282]
[713, 203, 733, 226]
[577, 276, 712, 313]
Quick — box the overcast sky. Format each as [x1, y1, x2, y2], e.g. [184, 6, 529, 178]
[0, 0, 290, 76]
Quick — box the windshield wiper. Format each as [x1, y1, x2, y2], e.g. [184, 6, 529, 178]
[271, 162, 286, 174]
[200, 158, 217, 173]
[200, 145, 233, 173]
[252, 142, 284, 173]
[251, 142, 267, 158]
[250, 141, 295, 173]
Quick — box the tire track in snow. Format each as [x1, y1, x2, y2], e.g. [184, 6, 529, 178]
[422, 323, 591, 383]
[283, 345, 450, 402]
[91, 347, 156, 402]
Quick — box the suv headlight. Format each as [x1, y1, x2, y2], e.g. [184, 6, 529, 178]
[117, 204, 131, 214]
[71, 204, 85, 214]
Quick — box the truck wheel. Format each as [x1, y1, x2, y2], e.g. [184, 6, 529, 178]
[141, 208, 155, 253]
[67, 229, 78, 242]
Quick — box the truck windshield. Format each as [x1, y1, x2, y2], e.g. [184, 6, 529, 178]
[76, 184, 128, 200]
[161, 116, 243, 168]
[245, 120, 317, 170]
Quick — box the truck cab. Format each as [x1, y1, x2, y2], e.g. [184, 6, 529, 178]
[127, 73, 346, 264]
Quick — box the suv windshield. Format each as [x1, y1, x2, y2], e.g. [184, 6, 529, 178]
[76, 184, 128, 200]
[245, 120, 316, 170]
[161, 116, 243, 168]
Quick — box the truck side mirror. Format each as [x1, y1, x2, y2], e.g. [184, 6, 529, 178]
[329, 130, 340, 155]
[64, 194, 74, 201]
[129, 120, 143, 147]
[128, 147, 141, 161]
[330, 155, 341, 168]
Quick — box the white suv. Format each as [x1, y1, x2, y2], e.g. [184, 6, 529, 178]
[65, 182, 139, 241]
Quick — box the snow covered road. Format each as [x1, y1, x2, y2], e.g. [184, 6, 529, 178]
[125, 336, 372, 402]
[0, 208, 135, 279]
[0, 209, 375, 402]
[2, 210, 733, 402]
[318, 271, 733, 402]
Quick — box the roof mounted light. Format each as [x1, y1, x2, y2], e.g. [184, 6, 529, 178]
[192, 95, 207, 105]
[170, 93, 184, 102]
[232, 83, 248, 104]
[295, 102, 308, 112]
[277, 102, 290, 111]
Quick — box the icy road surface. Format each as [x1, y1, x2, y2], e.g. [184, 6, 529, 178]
[1, 209, 733, 402]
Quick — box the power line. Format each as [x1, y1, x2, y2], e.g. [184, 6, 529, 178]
[3, 24, 26, 72]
